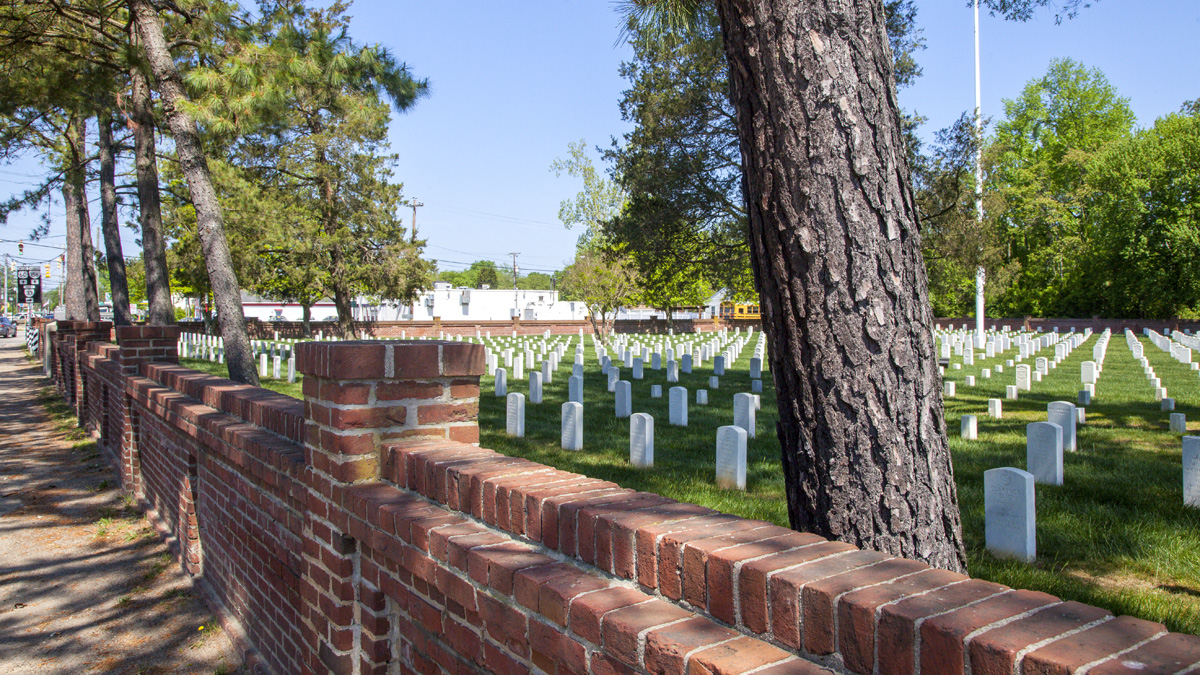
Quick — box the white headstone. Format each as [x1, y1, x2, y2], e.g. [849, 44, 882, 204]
[1184, 436, 1200, 508]
[965, 375, 976, 387]
[630, 413, 654, 468]
[287, 355, 296, 383]
[651, 384, 662, 398]
[561, 402, 583, 451]
[1046, 401, 1077, 452]
[961, 415, 978, 440]
[615, 381, 632, 418]
[709, 376, 720, 389]
[505, 393, 525, 437]
[715, 426, 748, 490]
[529, 371, 543, 404]
[667, 360, 679, 383]
[734, 393, 756, 439]
[1162, 398, 1176, 412]
[713, 355, 726, 376]
[750, 357, 762, 379]
[984, 467, 1036, 562]
[751, 379, 762, 393]
[1078, 390, 1091, 406]
[696, 390, 708, 405]
[494, 368, 507, 397]
[633, 358, 644, 380]
[1081, 361, 1097, 384]
[669, 386, 688, 426]
[681, 354, 693, 374]
[944, 382, 956, 398]
[569, 375, 583, 404]
[1026, 422, 1063, 486]
[1006, 385, 1019, 400]
[607, 368, 619, 393]
[1171, 413, 1187, 433]
[260, 353, 268, 378]
[988, 399, 1003, 419]
[1015, 365, 1031, 392]
[573, 363, 584, 379]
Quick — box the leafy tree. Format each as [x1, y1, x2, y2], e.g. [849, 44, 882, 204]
[129, 0, 259, 383]
[1082, 114, 1200, 317]
[558, 247, 639, 342]
[990, 58, 1134, 316]
[551, 140, 627, 249]
[186, 2, 432, 339]
[914, 113, 1018, 316]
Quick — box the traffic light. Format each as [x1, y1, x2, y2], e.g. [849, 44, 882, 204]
[44, 263, 50, 279]
[18, 242, 23, 255]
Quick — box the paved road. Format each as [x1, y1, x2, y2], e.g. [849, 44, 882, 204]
[0, 335, 246, 674]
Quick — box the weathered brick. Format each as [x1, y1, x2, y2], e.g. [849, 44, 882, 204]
[1088, 633, 1200, 675]
[687, 636, 794, 675]
[920, 590, 1059, 675]
[1022, 615, 1166, 675]
[769, 549, 891, 649]
[802, 556, 929, 655]
[644, 616, 739, 675]
[602, 599, 692, 668]
[568, 586, 650, 646]
[739, 540, 856, 634]
[969, 602, 1113, 675]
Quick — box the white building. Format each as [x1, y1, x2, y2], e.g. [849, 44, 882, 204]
[373, 283, 586, 322]
[229, 284, 586, 322]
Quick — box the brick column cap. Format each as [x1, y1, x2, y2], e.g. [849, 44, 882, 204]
[115, 325, 182, 341]
[296, 340, 484, 380]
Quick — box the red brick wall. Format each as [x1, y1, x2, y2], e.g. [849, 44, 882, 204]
[58, 323, 1200, 675]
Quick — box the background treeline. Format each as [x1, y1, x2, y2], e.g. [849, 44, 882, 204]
[596, 4, 1200, 321]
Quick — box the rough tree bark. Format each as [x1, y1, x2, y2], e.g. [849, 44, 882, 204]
[128, 0, 258, 385]
[63, 115, 100, 321]
[97, 111, 131, 326]
[714, 0, 967, 572]
[127, 45, 175, 327]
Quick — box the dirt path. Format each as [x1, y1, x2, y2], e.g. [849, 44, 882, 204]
[0, 334, 246, 674]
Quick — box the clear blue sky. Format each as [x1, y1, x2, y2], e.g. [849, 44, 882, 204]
[2, 0, 1197, 297]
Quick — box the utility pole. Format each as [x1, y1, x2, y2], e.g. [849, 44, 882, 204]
[2, 253, 8, 316]
[973, 0, 986, 350]
[509, 252, 520, 319]
[409, 199, 423, 243]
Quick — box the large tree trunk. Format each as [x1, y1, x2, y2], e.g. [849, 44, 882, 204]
[715, 0, 967, 572]
[330, 275, 358, 340]
[64, 116, 100, 321]
[97, 111, 132, 326]
[128, 0, 258, 385]
[127, 49, 174, 326]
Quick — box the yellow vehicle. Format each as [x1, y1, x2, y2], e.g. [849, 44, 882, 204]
[719, 302, 761, 320]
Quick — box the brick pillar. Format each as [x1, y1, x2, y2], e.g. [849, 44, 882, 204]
[112, 325, 181, 496]
[114, 325, 181, 374]
[296, 340, 484, 675]
[55, 321, 112, 422]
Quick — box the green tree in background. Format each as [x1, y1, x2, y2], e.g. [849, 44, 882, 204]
[180, 2, 433, 338]
[1083, 113, 1200, 318]
[990, 58, 1135, 316]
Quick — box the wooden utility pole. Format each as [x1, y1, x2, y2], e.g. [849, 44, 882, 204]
[410, 199, 423, 243]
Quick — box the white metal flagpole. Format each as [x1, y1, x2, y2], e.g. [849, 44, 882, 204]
[974, 0, 986, 349]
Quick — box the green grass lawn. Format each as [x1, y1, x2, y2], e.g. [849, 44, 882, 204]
[186, 329, 1200, 634]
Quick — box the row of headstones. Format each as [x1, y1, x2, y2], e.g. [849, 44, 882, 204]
[943, 331, 1097, 402]
[503, 377, 760, 428]
[1146, 328, 1200, 373]
[987, 434, 1200, 563]
[505, 394, 756, 490]
[1126, 331, 1180, 403]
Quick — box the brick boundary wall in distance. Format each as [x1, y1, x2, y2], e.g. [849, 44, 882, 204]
[53, 320, 1200, 675]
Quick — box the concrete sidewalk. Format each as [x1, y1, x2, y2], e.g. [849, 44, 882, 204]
[0, 335, 246, 674]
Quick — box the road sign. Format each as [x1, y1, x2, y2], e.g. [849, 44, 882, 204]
[16, 266, 41, 305]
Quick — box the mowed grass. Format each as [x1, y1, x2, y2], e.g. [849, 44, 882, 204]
[189, 331, 1200, 634]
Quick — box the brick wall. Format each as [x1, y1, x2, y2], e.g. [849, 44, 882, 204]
[57, 321, 1200, 675]
[936, 317, 1200, 334]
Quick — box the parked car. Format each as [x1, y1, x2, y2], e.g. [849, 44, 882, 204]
[0, 317, 16, 338]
